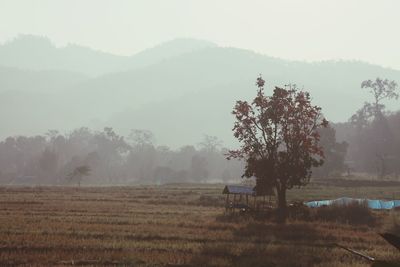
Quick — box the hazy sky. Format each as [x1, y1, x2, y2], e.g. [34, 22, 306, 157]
[1, 0, 400, 69]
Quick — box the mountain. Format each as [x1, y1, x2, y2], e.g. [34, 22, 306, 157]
[0, 35, 216, 76]
[0, 35, 399, 147]
[120, 38, 217, 70]
[0, 66, 88, 93]
[67, 47, 400, 140]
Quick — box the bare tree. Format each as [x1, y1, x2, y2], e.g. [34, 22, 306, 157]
[198, 134, 222, 153]
[361, 78, 398, 118]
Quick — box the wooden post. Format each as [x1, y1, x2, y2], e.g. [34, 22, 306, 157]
[233, 194, 236, 214]
[225, 194, 229, 212]
[263, 195, 266, 210]
[246, 195, 249, 206]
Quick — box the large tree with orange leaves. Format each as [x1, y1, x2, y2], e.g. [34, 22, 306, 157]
[228, 76, 328, 221]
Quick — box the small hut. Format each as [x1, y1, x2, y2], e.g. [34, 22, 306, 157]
[222, 185, 275, 213]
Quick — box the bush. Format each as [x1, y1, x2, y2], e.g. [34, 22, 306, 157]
[287, 202, 312, 221]
[383, 212, 400, 235]
[313, 202, 377, 226]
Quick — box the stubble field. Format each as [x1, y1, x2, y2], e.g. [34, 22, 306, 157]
[0, 182, 399, 266]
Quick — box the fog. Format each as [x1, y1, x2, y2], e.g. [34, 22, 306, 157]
[2, 0, 400, 69]
[0, 1, 399, 185]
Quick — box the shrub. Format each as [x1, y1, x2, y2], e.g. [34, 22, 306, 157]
[313, 202, 377, 226]
[383, 212, 400, 235]
[287, 202, 312, 221]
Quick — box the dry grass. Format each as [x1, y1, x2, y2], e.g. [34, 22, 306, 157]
[0, 184, 398, 266]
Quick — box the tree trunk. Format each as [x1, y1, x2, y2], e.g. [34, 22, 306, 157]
[276, 186, 287, 223]
[376, 154, 386, 179]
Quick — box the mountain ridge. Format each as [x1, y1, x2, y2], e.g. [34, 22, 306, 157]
[0, 35, 218, 76]
[0, 35, 399, 147]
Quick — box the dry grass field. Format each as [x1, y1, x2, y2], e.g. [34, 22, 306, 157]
[0, 182, 399, 266]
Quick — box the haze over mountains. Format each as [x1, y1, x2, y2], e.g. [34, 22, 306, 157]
[1, 35, 399, 147]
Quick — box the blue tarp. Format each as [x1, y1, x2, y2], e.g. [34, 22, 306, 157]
[305, 197, 400, 210]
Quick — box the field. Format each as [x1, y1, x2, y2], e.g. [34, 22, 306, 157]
[0, 182, 399, 266]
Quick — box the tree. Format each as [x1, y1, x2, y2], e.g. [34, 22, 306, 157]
[67, 165, 91, 186]
[350, 78, 399, 178]
[94, 127, 130, 182]
[351, 78, 398, 126]
[228, 76, 328, 222]
[190, 155, 208, 182]
[128, 129, 155, 147]
[361, 78, 398, 118]
[198, 135, 222, 153]
[312, 126, 348, 178]
[39, 148, 59, 182]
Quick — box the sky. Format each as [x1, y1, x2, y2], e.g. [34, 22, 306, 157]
[0, 0, 400, 70]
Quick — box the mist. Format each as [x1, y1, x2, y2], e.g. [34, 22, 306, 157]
[1, 1, 400, 266]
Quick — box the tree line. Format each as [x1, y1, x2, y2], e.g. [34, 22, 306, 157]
[0, 128, 243, 185]
[0, 78, 398, 187]
[335, 78, 400, 178]
[0, 126, 349, 186]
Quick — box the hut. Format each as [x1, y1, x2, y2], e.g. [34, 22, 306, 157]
[222, 185, 275, 213]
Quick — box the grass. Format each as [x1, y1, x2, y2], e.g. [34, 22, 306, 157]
[0, 182, 398, 266]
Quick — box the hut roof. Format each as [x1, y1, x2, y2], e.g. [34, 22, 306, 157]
[223, 185, 255, 195]
[222, 185, 275, 196]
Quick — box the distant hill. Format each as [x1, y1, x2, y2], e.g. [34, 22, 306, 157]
[0, 35, 216, 76]
[0, 35, 399, 147]
[0, 66, 88, 93]
[68, 47, 400, 146]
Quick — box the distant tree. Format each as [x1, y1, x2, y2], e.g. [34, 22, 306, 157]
[228, 76, 328, 222]
[387, 112, 400, 178]
[350, 78, 399, 178]
[129, 129, 155, 147]
[190, 155, 208, 182]
[94, 127, 130, 182]
[361, 78, 398, 117]
[67, 165, 91, 186]
[198, 135, 222, 153]
[168, 145, 196, 171]
[126, 130, 156, 183]
[39, 148, 59, 181]
[351, 78, 398, 127]
[45, 129, 60, 142]
[312, 126, 348, 178]
[153, 166, 188, 184]
[153, 166, 175, 184]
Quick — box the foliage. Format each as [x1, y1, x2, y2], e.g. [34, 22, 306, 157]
[351, 78, 398, 127]
[313, 202, 377, 226]
[198, 135, 223, 153]
[0, 127, 243, 185]
[312, 126, 348, 178]
[128, 129, 155, 147]
[228, 76, 328, 221]
[67, 165, 91, 186]
[361, 78, 398, 111]
[348, 78, 399, 178]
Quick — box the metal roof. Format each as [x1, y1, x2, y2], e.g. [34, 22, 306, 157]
[222, 185, 255, 195]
